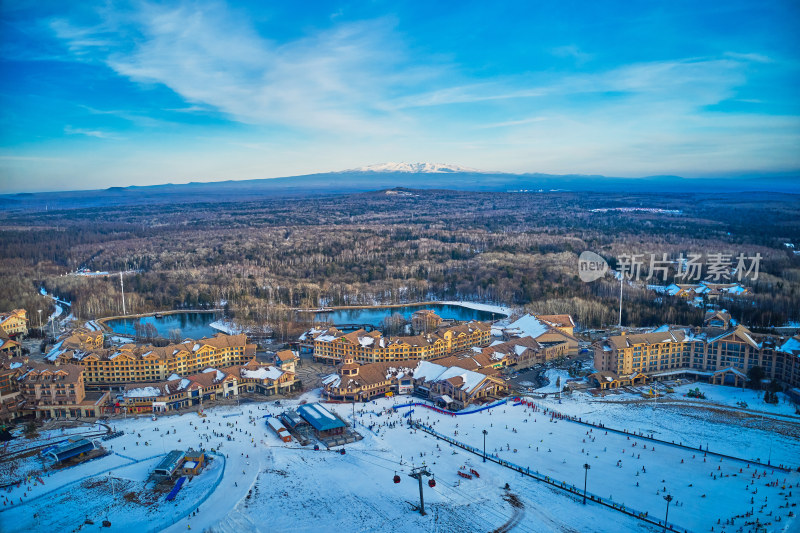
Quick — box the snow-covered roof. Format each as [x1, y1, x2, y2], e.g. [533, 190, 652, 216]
[241, 366, 283, 380]
[298, 327, 326, 341]
[411, 360, 489, 394]
[296, 403, 346, 432]
[267, 417, 288, 433]
[504, 314, 550, 339]
[201, 368, 225, 381]
[322, 374, 341, 387]
[779, 337, 800, 354]
[125, 386, 161, 398]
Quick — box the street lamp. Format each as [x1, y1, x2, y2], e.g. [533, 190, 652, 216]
[663, 494, 673, 532]
[37, 309, 43, 333]
[482, 429, 488, 462]
[583, 463, 591, 504]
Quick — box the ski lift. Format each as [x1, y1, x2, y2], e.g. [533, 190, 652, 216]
[393, 472, 401, 484]
[428, 477, 436, 488]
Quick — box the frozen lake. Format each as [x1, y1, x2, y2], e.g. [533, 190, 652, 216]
[306, 302, 507, 327]
[104, 302, 508, 339]
[105, 312, 222, 339]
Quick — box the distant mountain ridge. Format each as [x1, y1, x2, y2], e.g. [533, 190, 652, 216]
[350, 162, 486, 173]
[2, 164, 798, 212]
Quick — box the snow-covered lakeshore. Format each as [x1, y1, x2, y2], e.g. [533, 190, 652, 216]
[208, 319, 243, 335]
[2, 386, 798, 533]
[437, 300, 514, 317]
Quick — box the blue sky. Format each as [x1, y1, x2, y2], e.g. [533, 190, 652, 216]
[1, 0, 798, 192]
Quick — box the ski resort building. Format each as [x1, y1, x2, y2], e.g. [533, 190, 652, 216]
[47, 333, 257, 385]
[153, 450, 186, 478]
[493, 314, 579, 356]
[17, 363, 110, 418]
[56, 328, 105, 352]
[267, 417, 292, 442]
[321, 354, 507, 408]
[0, 329, 21, 355]
[593, 316, 800, 387]
[46, 439, 98, 464]
[118, 361, 297, 414]
[274, 349, 299, 372]
[411, 309, 443, 333]
[296, 402, 347, 438]
[308, 321, 492, 365]
[0, 309, 28, 337]
[476, 335, 570, 369]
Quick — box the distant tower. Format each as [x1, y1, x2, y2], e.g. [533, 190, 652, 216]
[120, 271, 126, 315]
[618, 275, 623, 328]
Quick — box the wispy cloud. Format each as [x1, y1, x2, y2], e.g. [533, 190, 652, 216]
[51, 2, 434, 135]
[64, 126, 118, 139]
[476, 116, 548, 129]
[723, 52, 773, 64]
[398, 57, 747, 112]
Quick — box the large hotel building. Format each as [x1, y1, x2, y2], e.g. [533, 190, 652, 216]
[48, 332, 257, 386]
[594, 311, 800, 387]
[308, 321, 492, 365]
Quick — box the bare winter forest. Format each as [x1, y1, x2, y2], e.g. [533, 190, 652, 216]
[1, 188, 798, 333]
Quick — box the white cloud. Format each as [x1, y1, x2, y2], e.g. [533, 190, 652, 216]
[64, 126, 118, 139]
[723, 52, 773, 64]
[54, 2, 432, 135]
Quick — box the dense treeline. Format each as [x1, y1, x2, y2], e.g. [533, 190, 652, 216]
[1, 189, 798, 331]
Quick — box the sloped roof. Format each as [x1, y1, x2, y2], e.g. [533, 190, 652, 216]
[537, 314, 575, 328]
[606, 329, 690, 350]
[297, 403, 346, 432]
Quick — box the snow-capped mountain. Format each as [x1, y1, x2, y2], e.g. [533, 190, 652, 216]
[351, 162, 486, 173]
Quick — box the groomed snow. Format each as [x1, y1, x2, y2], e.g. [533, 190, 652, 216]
[2, 384, 798, 533]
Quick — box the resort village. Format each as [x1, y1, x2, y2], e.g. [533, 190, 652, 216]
[1, 304, 799, 532]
